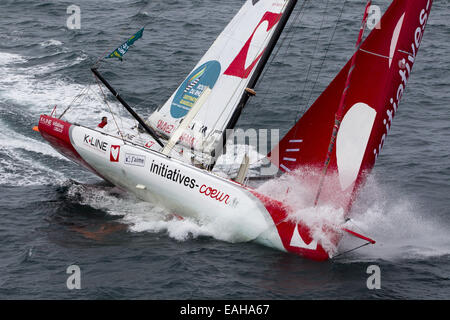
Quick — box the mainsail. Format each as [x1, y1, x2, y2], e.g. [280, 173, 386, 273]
[147, 0, 297, 166]
[269, 0, 433, 211]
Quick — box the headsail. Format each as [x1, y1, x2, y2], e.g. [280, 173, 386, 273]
[147, 0, 297, 166]
[269, 0, 433, 211]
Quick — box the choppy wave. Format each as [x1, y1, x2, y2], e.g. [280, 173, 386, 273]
[62, 181, 229, 243]
[0, 52, 27, 65]
[40, 39, 64, 48]
[255, 170, 450, 261]
[0, 51, 97, 187]
[338, 175, 450, 261]
[0, 51, 112, 123]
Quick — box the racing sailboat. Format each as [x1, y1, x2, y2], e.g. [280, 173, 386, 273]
[36, 0, 433, 260]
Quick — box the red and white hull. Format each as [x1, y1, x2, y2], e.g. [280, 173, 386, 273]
[38, 115, 333, 261]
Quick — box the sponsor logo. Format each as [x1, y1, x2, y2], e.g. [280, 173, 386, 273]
[373, 1, 431, 160]
[83, 134, 108, 153]
[289, 224, 318, 250]
[40, 116, 52, 127]
[224, 12, 281, 79]
[149, 160, 232, 206]
[124, 153, 145, 167]
[179, 132, 196, 147]
[171, 60, 221, 118]
[39, 116, 65, 133]
[150, 161, 197, 189]
[53, 121, 64, 133]
[110, 145, 121, 162]
[199, 184, 230, 204]
[144, 141, 155, 149]
[156, 120, 174, 135]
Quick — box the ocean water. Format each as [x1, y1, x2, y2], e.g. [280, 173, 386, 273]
[0, 0, 449, 300]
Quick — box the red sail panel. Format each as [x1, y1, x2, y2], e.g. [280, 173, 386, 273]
[269, 0, 433, 210]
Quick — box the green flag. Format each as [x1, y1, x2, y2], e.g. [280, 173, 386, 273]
[106, 28, 144, 61]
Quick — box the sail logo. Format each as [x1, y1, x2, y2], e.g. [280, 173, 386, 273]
[157, 120, 174, 135]
[110, 145, 121, 162]
[373, 1, 431, 161]
[179, 132, 196, 147]
[144, 141, 155, 149]
[83, 134, 108, 153]
[183, 67, 205, 93]
[389, 13, 405, 68]
[336, 103, 377, 191]
[289, 224, 318, 250]
[224, 11, 281, 79]
[171, 60, 221, 118]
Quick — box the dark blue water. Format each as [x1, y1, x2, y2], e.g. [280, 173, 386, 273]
[0, 0, 449, 299]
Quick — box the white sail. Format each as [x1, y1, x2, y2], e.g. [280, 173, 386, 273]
[162, 87, 212, 155]
[147, 0, 294, 165]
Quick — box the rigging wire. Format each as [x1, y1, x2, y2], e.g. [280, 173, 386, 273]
[255, 0, 310, 98]
[162, 0, 294, 169]
[224, 0, 310, 172]
[56, 2, 156, 127]
[92, 73, 125, 143]
[332, 242, 372, 259]
[204, 0, 292, 150]
[293, 0, 332, 124]
[237, 0, 347, 171]
[242, 0, 312, 169]
[303, 0, 348, 116]
[244, 0, 349, 178]
[283, 0, 348, 147]
[82, 1, 166, 136]
[332, 217, 376, 259]
[58, 85, 90, 119]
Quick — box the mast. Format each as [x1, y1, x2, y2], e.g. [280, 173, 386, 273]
[213, 0, 298, 166]
[91, 67, 165, 148]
